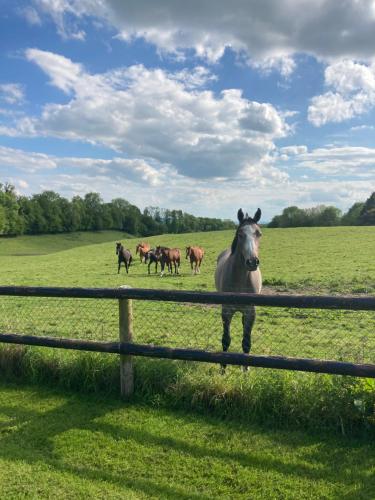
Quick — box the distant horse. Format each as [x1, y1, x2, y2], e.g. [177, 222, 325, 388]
[215, 208, 262, 371]
[155, 246, 180, 276]
[144, 248, 161, 274]
[116, 242, 133, 274]
[186, 246, 204, 274]
[136, 242, 150, 263]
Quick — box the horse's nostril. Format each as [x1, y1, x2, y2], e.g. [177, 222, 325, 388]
[255, 258, 259, 266]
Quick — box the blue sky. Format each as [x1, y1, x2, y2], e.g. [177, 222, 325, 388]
[0, 1, 374, 220]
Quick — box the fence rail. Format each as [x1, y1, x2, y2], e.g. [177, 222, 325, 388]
[0, 285, 374, 310]
[0, 286, 374, 397]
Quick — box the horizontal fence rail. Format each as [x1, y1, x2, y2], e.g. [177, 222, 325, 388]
[0, 286, 374, 310]
[0, 286, 374, 397]
[1, 332, 375, 378]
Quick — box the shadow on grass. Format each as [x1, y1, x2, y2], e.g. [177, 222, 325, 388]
[0, 381, 374, 498]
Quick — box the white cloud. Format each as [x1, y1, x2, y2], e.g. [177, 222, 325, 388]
[18, 6, 42, 26]
[0, 84, 25, 105]
[34, 0, 86, 40]
[30, 0, 375, 74]
[280, 145, 308, 156]
[350, 124, 375, 131]
[19, 49, 291, 180]
[291, 145, 375, 175]
[308, 60, 375, 126]
[2, 145, 372, 219]
[0, 145, 170, 186]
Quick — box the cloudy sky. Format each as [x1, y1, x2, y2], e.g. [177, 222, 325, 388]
[0, 1, 374, 220]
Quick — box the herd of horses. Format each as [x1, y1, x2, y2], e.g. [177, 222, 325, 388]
[115, 208, 262, 369]
[116, 241, 204, 276]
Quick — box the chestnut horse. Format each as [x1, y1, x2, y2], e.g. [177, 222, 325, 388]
[136, 242, 150, 263]
[215, 208, 262, 371]
[155, 246, 180, 276]
[186, 246, 204, 274]
[116, 242, 133, 274]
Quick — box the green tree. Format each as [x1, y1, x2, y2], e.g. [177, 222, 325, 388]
[0, 183, 24, 235]
[341, 202, 364, 226]
[359, 192, 375, 225]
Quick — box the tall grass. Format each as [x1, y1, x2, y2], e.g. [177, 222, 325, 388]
[1, 344, 374, 437]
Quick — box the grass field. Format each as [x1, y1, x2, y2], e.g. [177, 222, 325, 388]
[1, 382, 375, 499]
[0, 227, 374, 497]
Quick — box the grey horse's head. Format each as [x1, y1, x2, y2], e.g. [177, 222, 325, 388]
[231, 208, 262, 271]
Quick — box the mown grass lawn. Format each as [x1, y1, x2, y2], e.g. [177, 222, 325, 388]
[1, 382, 375, 500]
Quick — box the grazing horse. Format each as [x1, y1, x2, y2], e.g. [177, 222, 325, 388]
[155, 246, 181, 276]
[136, 242, 150, 263]
[215, 208, 262, 371]
[116, 242, 132, 274]
[144, 248, 161, 274]
[186, 246, 204, 274]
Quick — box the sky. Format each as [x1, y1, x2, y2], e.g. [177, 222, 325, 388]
[0, 0, 374, 221]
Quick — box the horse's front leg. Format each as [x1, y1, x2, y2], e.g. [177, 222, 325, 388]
[221, 307, 234, 373]
[242, 306, 256, 372]
[118, 260, 121, 274]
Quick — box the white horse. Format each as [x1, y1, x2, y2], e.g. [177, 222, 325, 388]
[215, 208, 262, 370]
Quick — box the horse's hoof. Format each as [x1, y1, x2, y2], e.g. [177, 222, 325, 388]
[220, 365, 226, 375]
[242, 366, 249, 373]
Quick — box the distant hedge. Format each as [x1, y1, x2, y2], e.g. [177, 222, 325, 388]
[0, 183, 235, 237]
[268, 192, 375, 228]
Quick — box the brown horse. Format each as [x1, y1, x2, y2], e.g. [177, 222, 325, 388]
[186, 246, 204, 274]
[135, 242, 150, 263]
[215, 208, 262, 372]
[116, 242, 132, 274]
[155, 246, 181, 276]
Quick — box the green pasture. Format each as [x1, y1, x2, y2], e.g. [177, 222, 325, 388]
[0, 226, 374, 293]
[0, 227, 374, 498]
[0, 226, 373, 363]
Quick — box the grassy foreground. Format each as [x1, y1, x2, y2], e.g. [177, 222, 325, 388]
[1, 382, 375, 499]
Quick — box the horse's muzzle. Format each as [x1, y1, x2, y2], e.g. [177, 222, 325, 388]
[245, 258, 259, 271]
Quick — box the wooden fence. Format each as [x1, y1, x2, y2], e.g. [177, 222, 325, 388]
[0, 286, 374, 398]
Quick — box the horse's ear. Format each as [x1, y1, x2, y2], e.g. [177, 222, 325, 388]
[253, 208, 261, 223]
[237, 208, 244, 224]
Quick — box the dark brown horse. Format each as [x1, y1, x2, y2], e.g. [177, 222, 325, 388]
[155, 246, 181, 276]
[186, 246, 204, 274]
[135, 242, 150, 263]
[144, 248, 161, 274]
[116, 242, 132, 274]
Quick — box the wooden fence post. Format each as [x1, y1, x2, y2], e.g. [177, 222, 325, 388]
[118, 285, 134, 398]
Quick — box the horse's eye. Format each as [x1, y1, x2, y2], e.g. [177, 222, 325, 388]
[256, 230, 262, 237]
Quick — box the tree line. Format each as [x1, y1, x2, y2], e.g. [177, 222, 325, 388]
[0, 184, 235, 236]
[268, 192, 375, 228]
